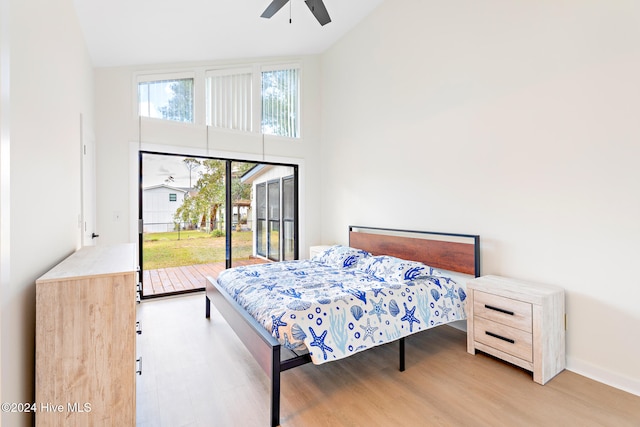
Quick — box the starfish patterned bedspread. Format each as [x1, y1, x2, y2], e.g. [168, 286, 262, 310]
[216, 246, 468, 365]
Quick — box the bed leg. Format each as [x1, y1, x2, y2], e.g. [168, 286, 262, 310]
[399, 337, 405, 372]
[205, 295, 211, 318]
[271, 346, 281, 427]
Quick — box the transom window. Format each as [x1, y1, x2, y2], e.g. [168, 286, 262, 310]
[137, 63, 301, 138]
[207, 68, 253, 132]
[138, 77, 194, 123]
[261, 68, 299, 138]
[205, 65, 300, 138]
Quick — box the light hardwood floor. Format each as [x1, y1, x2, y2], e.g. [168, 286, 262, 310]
[136, 293, 640, 427]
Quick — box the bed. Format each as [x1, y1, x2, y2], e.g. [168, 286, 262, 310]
[205, 226, 480, 426]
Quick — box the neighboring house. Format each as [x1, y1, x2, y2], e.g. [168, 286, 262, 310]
[142, 184, 189, 233]
[241, 164, 296, 262]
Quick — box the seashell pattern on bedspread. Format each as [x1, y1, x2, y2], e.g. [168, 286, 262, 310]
[217, 259, 467, 365]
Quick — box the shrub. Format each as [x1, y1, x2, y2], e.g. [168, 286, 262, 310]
[211, 229, 225, 238]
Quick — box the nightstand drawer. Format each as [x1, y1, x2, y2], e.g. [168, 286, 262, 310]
[474, 291, 532, 333]
[474, 317, 533, 362]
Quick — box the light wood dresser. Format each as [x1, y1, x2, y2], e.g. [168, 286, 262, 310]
[35, 243, 138, 426]
[466, 275, 565, 385]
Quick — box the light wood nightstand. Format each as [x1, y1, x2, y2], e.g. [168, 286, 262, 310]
[466, 275, 565, 385]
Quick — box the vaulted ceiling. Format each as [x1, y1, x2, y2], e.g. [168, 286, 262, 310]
[73, 0, 384, 67]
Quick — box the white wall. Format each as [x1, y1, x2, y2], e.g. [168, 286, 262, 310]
[94, 57, 324, 257]
[1, 0, 94, 425]
[320, 0, 640, 395]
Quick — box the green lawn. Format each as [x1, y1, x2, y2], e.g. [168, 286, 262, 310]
[143, 230, 254, 269]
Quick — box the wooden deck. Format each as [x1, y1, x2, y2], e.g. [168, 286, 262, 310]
[142, 258, 267, 297]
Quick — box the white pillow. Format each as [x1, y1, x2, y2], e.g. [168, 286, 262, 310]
[356, 255, 430, 282]
[311, 245, 371, 268]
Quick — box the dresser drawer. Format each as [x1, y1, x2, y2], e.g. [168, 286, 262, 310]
[474, 317, 533, 362]
[474, 290, 532, 333]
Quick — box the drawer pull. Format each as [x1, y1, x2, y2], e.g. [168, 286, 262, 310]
[485, 304, 514, 316]
[485, 331, 515, 344]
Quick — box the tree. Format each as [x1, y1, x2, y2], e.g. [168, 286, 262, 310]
[174, 159, 224, 231]
[231, 163, 255, 227]
[195, 159, 225, 231]
[174, 193, 199, 228]
[174, 160, 255, 232]
[159, 79, 193, 122]
[231, 162, 254, 203]
[183, 158, 200, 189]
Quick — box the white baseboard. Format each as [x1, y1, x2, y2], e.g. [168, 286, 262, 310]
[450, 321, 639, 397]
[566, 356, 640, 397]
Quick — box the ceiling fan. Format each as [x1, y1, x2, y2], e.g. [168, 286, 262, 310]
[261, 0, 332, 26]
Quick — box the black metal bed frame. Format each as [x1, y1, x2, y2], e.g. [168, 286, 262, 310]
[205, 226, 480, 427]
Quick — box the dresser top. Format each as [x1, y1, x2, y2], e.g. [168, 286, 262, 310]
[36, 243, 136, 283]
[467, 275, 564, 303]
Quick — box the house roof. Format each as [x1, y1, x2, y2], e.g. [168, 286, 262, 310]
[143, 184, 190, 193]
[241, 164, 271, 184]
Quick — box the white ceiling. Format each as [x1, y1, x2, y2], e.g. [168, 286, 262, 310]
[73, 0, 384, 68]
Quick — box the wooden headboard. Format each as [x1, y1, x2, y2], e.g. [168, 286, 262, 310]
[348, 226, 480, 277]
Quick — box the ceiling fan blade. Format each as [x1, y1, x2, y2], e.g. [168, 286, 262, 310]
[304, 0, 331, 25]
[261, 0, 291, 19]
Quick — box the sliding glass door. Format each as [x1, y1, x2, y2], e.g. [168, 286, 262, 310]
[251, 166, 297, 262]
[229, 161, 261, 266]
[267, 179, 280, 261]
[282, 176, 295, 261]
[138, 152, 298, 299]
[255, 182, 267, 259]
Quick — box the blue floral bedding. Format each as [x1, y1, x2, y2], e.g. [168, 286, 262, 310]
[216, 246, 467, 365]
